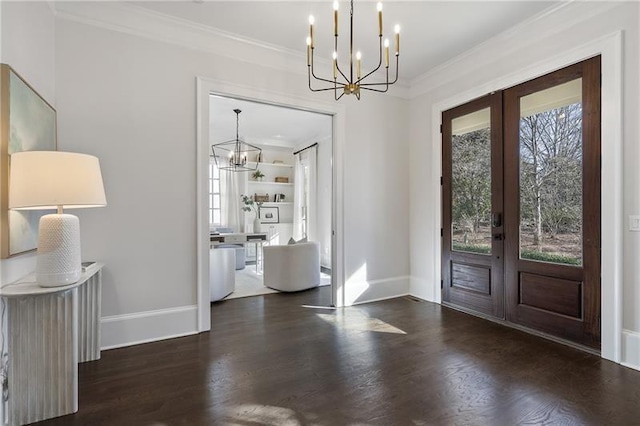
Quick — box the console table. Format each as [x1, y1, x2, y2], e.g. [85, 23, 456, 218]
[0, 263, 103, 426]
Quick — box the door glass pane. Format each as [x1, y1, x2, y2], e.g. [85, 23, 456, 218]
[519, 78, 582, 266]
[451, 107, 492, 255]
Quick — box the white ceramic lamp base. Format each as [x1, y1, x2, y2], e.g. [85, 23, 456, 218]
[36, 213, 82, 287]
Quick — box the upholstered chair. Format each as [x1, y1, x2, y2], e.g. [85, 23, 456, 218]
[263, 241, 321, 292]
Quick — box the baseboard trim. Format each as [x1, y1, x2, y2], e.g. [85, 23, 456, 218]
[343, 275, 409, 306]
[621, 329, 640, 371]
[101, 305, 199, 350]
[409, 276, 439, 303]
[351, 292, 410, 306]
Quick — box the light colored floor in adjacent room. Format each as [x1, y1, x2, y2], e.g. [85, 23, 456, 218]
[226, 266, 331, 300]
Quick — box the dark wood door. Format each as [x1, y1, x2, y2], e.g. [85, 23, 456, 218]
[442, 93, 504, 319]
[503, 57, 601, 349]
[442, 57, 601, 349]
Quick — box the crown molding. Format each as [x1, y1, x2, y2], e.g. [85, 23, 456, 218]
[53, 2, 410, 100]
[409, 1, 621, 98]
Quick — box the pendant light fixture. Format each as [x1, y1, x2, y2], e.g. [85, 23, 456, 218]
[211, 109, 261, 172]
[306, 0, 400, 100]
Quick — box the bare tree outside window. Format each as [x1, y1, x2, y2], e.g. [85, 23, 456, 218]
[519, 102, 583, 265]
[451, 127, 492, 254]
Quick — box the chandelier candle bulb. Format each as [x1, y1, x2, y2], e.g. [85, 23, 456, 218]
[394, 24, 400, 55]
[333, 51, 338, 79]
[356, 51, 362, 79]
[333, 1, 339, 36]
[377, 2, 383, 36]
[306, 38, 311, 66]
[384, 39, 390, 67]
[309, 15, 315, 48]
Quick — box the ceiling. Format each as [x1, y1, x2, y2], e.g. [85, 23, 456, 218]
[133, 1, 559, 81]
[137, 1, 558, 144]
[210, 96, 332, 149]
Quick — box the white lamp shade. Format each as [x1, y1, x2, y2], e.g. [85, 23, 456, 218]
[9, 151, 107, 210]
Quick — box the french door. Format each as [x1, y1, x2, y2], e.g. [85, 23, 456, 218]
[442, 93, 504, 319]
[442, 56, 601, 349]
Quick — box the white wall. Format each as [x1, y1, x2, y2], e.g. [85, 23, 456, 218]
[343, 97, 410, 304]
[0, 2, 55, 285]
[0, 2, 56, 422]
[409, 2, 639, 366]
[55, 10, 410, 345]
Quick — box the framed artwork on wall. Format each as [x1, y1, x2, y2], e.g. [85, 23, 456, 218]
[259, 206, 279, 224]
[0, 64, 57, 258]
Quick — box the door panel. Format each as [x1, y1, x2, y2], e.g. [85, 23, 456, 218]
[504, 57, 601, 348]
[442, 93, 504, 319]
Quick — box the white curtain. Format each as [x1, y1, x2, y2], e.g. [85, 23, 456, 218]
[293, 146, 318, 241]
[306, 147, 318, 242]
[220, 169, 246, 232]
[293, 154, 305, 240]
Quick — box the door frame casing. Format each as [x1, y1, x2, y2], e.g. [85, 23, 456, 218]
[430, 32, 623, 362]
[196, 77, 346, 332]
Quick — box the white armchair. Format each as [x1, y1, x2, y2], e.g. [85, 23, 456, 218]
[263, 241, 321, 292]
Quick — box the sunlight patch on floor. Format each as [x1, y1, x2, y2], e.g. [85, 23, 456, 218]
[301, 305, 336, 310]
[225, 404, 319, 426]
[316, 309, 407, 335]
[226, 267, 331, 300]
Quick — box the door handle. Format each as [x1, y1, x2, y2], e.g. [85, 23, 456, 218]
[493, 233, 504, 241]
[492, 213, 502, 228]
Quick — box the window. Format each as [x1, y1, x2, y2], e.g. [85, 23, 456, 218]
[209, 160, 221, 227]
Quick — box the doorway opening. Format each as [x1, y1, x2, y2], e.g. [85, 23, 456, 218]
[208, 95, 334, 304]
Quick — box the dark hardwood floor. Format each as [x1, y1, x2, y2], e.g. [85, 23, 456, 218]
[35, 287, 640, 425]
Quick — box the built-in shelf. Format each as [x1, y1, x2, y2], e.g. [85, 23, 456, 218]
[249, 181, 294, 186]
[248, 161, 293, 169]
[261, 202, 293, 206]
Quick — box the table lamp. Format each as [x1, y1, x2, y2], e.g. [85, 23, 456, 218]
[9, 151, 107, 287]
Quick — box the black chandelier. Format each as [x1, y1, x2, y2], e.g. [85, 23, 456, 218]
[211, 109, 261, 172]
[307, 0, 400, 100]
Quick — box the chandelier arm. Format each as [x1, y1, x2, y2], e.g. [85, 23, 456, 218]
[333, 34, 349, 84]
[335, 61, 350, 84]
[361, 68, 390, 92]
[314, 74, 347, 87]
[334, 33, 350, 83]
[308, 67, 344, 92]
[388, 55, 400, 85]
[358, 82, 393, 87]
[360, 86, 390, 93]
[334, 82, 345, 101]
[355, 35, 384, 84]
[359, 58, 399, 87]
[311, 86, 344, 93]
[310, 49, 347, 86]
[309, 65, 339, 92]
